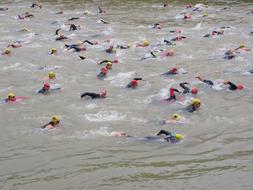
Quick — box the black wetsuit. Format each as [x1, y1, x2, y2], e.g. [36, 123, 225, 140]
[202, 79, 214, 86]
[42, 121, 59, 129]
[97, 72, 106, 80]
[98, 60, 112, 65]
[0, 8, 8, 11]
[226, 81, 237, 90]
[156, 130, 179, 143]
[38, 88, 49, 94]
[65, 44, 84, 52]
[68, 17, 80, 21]
[162, 70, 177, 76]
[69, 24, 78, 31]
[83, 40, 95, 45]
[249, 69, 253, 74]
[179, 82, 190, 94]
[56, 36, 68, 41]
[81, 92, 102, 99]
[55, 28, 61, 35]
[164, 40, 173, 45]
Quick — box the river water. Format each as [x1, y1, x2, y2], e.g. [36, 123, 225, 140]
[0, 0, 253, 189]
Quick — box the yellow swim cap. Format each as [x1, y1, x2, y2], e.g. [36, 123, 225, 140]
[203, 13, 208, 17]
[171, 113, 181, 121]
[143, 40, 150, 46]
[51, 48, 57, 51]
[48, 71, 56, 79]
[8, 92, 15, 98]
[239, 43, 245, 48]
[192, 98, 201, 105]
[52, 115, 60, 122]
[76, 41, 82, 46]
[175, 134, 184, 140]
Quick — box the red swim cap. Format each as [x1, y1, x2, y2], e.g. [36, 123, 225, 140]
[191, 87, 198, 94]
[172, 67, 177, 73]
[101, 67, 107, 74]
[237, 84, 244, 90]
[131, 80, 138, 87]
[44, 83, 50, 88]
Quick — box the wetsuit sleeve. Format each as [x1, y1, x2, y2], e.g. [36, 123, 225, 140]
[98, 60, 110, 65]
[133, 78, 142, 81]
[42, 122, 52, 129]
[227, 81, 237, 90]
[203, 79, 214, 86]
[81, 92, 100, 99]
[38, 89, 45, 94]
[179, 82, 190, 93]
[83, 40, 94, 45]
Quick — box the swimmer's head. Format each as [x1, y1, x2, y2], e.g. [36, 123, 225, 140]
[43, 83, 50, 90]
[191, 87, 198, 94]
[171, 113, 181, 121]
[51, 115, 60, 124]
[203, 13, 208, 17]
[51, 48, 57, 54]
[100, 90, 107, 98]
[59, 33, 64, 37]
[192, 98, 201, 108]
[239, 43, 245, 48]
[101, 67, 107, 74]
[76, 41, 82, 46]
[143, 40, 150, 46]
[48, 71, 56, 79]
[8, 92, 16, 101]
[171, 67, 177, 73]
[131, 79, 138, 88]
[175, 133, 184, 140]
[237, 84, 244, 90]
[4, 48, 11, 55]
[105, 62, 112, 69]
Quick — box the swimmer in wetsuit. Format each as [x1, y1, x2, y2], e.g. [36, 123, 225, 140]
[223, 81, 244, 90]
[81, 90, 107, 99]
[56, 33, 68, 41]
[69, 24, 80, 31]
[156, 129, 184, 143]
[83, 40, 98, 45]
[38, 83, 50, 94]
[185, 98, 201, 112]
[162, 67, 178, 76]
[126, 78, 143, 88]
[0, 7, 8, 11]
[195, 76, 214, 86]
[179, 82, 198, 94]
[4, 93, 16, 102]
[171, 36, 186, 41]
[42, 115, 60, 130]
[166, 88, 180, 101]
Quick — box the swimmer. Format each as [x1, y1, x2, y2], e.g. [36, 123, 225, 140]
[97, 67, 107, 80]
[98, 59, 119, 65]
[105, 45, 116, 53]
[136, 40, 150, 47]
[7, 41, 22, 48]
[42, 115, 60, 130]
[56, 10, 64, 14]
[83, 40, 98, 45]
[160, 49, 174, 57]
[68, 17, 80, 21]
[183, 13, 192, 20]
[65, 43, 86, 52]
[55, 28, 61, 35]
[69, 24, 81, 31]
[169, 29, 182, 33]
[50, 48, 57, 55]
[31, 3, 42, 9]
[19, 12, 34, 19]
[223, 81, 244, 91]
[179, 82, 198, 94]
[152, 23, 162, 29]
[81, 90, 107, 99]
[105, 62, 113, 70]
[204, 30, 224, 37]
[126, 78, 143, 88]
[0, 8, 8, 11]
[166, 87, 180, 101]
[224, 49, 236, 59]
[98, 6, 106, 13]
[116, 44, 130, 49]
[162, 113, 185, 125]
[18, 27, 29, 32]
[234, 43, 251, 53]
[38, 83, 62, 94]
[156, 129, 184, 143]
[185, 98, 201, 112]
[248, 69, 253, 74]
[112, 130, 184, 143]
[163, 40, 175, 45]
[1, 48, 11, 55]
[4, 93, 28, 103]
[196, 76, 214, 86]
[171, 36, 186, 41]
[162, 67, 178, 76]
[99, 19, 110, 24]
[79, 55, 86, 60]
[56, 33, 68, 41]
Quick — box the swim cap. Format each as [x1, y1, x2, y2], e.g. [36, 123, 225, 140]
[171, 67, 177, 73]
[192, 98, 201, 105]
[239, 43, 245, 48]
[52, 115, 60, 122]
[101, 67, 107, 74]
[44, 83, 50, 89]
[51, 48, 57, 52]
[76, 41, 82, 46]
[48, 71, 56, 79]
[8, 92, 15, 98]
[237, 84, 244, 90]
[106, 62, 113, 69]
[203, 13, 208, 17]
[191, 87, 198, 94]
[175, 134, 184, 140]
[4, 48, 11, 54]
[100, 90, 107, 97]
[171, 113, 181, 121]
[131, 79, 138, 87]
[143, 40, 150, 46]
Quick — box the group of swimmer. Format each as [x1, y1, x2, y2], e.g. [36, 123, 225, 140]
[1, 2, 252, 144]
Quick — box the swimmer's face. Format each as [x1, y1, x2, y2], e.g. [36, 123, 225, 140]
[193, 102, 201, 109]
[8, 95, 16, 101]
